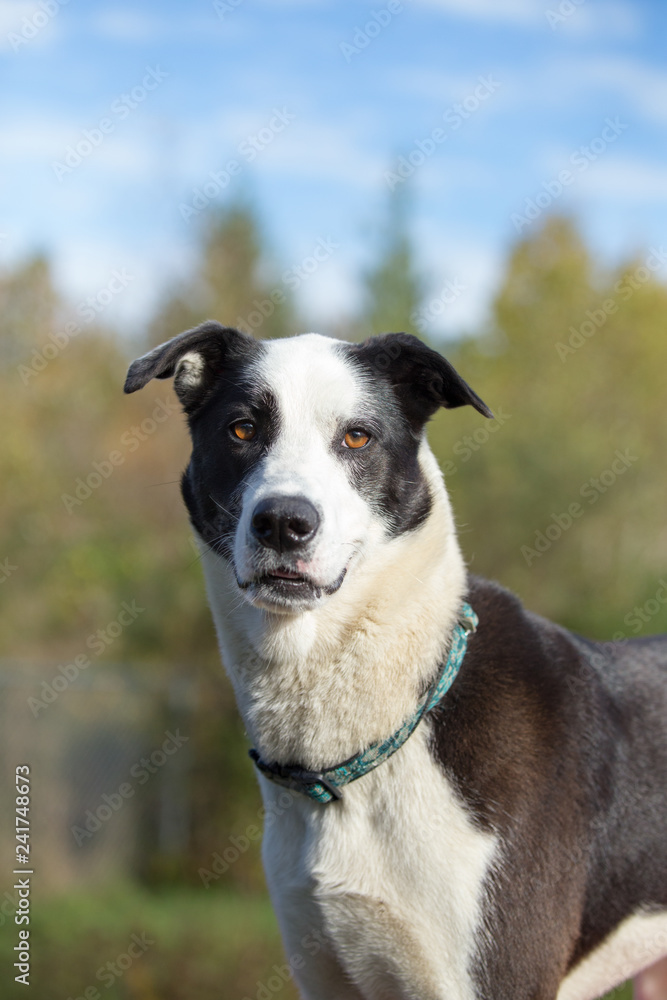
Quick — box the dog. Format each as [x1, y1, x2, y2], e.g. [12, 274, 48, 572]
[125, 322, 667, 1000]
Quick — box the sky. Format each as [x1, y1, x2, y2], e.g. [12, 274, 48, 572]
[1, 0, 666, 339]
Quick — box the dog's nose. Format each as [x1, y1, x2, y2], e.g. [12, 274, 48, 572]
[250, 496, 320, 553]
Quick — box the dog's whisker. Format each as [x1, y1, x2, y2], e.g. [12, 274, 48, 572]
[185, 530, 233, 569]
[223, 596, 250, 620]
[209, 494, 239, 521]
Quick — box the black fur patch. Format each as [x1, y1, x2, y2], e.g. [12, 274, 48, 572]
[182, 377, 281, 559]
[337, 334, 492, 537]
[333, 345, 433, 536]
[345, 332, 493, 429]
[428, 575, 667, 999]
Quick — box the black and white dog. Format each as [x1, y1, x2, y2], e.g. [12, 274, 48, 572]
[125, 323, 667, 1000]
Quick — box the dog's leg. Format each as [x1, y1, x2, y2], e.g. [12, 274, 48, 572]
[635, 958, 667, 1000]
[280, 932, 367, 1000]
[267, 894, 366, 1000]
[290, 949, 367, 1000]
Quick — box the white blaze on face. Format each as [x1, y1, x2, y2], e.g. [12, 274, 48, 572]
[233, 334, 383, 588]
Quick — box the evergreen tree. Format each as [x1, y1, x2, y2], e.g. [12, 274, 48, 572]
[359, 186, 425, 339]
[148, 200, 297, 346]
[428, 216, 667, 637]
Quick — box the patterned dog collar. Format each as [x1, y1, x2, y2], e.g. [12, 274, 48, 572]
[249, 603, 478, 805]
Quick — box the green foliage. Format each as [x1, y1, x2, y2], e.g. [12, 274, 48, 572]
[0, 885, 299, 1000]
[428, 216, 667, 639]
[359, 185, 425, 338]
[148, 201, 298, 347]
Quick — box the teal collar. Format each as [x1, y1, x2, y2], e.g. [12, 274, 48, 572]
[249, 602, 478, 805]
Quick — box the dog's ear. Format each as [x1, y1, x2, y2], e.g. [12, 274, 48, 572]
[124, 321, 259, 414]
[350, 332, 492, 427]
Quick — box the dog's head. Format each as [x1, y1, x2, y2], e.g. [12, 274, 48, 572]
[125, 323, 491, 613]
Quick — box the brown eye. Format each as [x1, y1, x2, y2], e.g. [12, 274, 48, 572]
[344, 429, 370, 450]
[232, 420, 256, 441]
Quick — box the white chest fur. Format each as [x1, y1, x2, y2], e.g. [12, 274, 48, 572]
[196, 443, 498, 997]
[259, 724, 497, 1000]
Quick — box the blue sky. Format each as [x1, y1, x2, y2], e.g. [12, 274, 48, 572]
[1, 0, 666, 338]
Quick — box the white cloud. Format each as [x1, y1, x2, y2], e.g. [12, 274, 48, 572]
[584, 56, 667, 125]
[413, 221, 503, 336]
[578, 159, 667, 202]
[414, 0, 541, 26]
[0, 114, 92, 166]
[91, 8, 161, 43]
[548, 1, 642, 41]
[90, 6, 247, 44]
[415, 0, 642, 37]
[52, 236, 195, 334]
[386, 67, 510, 106]
[253, 120, 386, 187]
[0, 0, 34, 33]
[297, 257, 364, 328]
[0, 112, 165, 182]
[0, 0, 65, 53]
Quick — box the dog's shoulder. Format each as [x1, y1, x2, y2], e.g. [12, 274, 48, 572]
[461, 572, 587, 699]
[430, 575, 667, 992]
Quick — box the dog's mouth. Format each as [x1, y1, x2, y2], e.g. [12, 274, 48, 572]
[265, 567, 309, 583]
[237, 564, 348, 610]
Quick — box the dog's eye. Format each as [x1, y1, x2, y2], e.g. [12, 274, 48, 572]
[231, 420, 256, 442]
[343, 429, 370, 450]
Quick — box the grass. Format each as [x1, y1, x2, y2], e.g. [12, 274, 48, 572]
[0, 883, 299, 1000]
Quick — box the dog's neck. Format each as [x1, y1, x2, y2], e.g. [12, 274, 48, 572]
[198, 447, 467, 771]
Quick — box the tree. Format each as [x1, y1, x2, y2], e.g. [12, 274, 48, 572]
[358, 186, 425, 339]
[0, 254, 61, 368]
[148, 200, 298, 347]
[427, 216, 667, 638]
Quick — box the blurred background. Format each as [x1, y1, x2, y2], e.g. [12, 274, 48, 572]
[1, 0, 666, 997]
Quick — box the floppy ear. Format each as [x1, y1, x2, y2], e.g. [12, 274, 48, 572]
[349, 332, 492, 428]
[124, 321, 259, 414]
